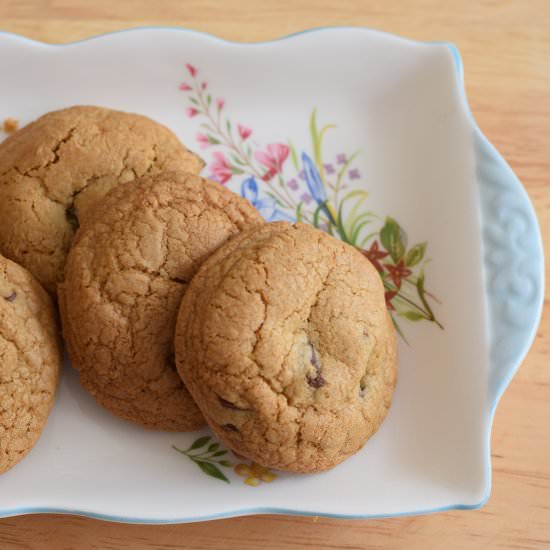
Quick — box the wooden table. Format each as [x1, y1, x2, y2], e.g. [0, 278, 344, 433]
[1, 1, 548, 548]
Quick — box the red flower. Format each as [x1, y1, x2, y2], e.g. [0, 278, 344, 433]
[385, 290, 397, 310]
[238, 124, 252, 141]
[211, 152, 232, 184]
[255, 143, 289, 181]
[196, 133, 210, 149]
[201, 81, 208, 90]
[179, 83, 191, 91]
[186, 107, 198, 118]
[363, 241, 389, 273]
[216, 98, 225, 110]
[384, 260, 412, 289]
[186, 63, 197, 77]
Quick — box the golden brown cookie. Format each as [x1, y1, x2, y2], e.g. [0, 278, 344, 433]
[0, 106, 204, 294]
[58, 171, 264, 431]
[175, 222, 397, 472]
[0, 255, 62, 474]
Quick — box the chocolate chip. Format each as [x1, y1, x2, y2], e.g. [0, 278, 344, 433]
[218, 396, 246, 411]
[222, 423, 239, 432]
[3, 291, 16, 302]
[307, 373, 325, 388]
[65, 205, 79, 229]
[306, 344, 325, 388]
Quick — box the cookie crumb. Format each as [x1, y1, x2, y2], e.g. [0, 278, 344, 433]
[3, 118, 19, 134]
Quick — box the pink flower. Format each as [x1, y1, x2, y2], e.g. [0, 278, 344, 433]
[186, 107, 198, 118]
[196, 133, 210, 149]
[186, 63, 197, 77]
[179, 83, 191, 91]
[216, 98, 225, 110]
[201, 81, 208, 90]
[255, 143, 289, 180]
[211, 152, 232, 184]
[238, 124, 252, 141]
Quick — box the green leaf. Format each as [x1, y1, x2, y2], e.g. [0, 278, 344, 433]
[194, 460, 230, 483]
[219, 460, 233, 468]
[226, 119, 232, 134]
[310, 109, 319, 160]
[335, 200, 350, 242]
[207, 443, 220, 453]
[289, 141, 300, 171]
[189, 436, 211, 451]
[207, 135, 220, 145]
[231, 166, 244, 175]
[207, 94, 212, 106]
[416, 270, 433, 318]
[296, 202, 304, 222]
[380, 217, 406, 262]
[189, 97, 199, 106]
[405, 243, 427, 267]
[212, 450, 227, 457]
[399, 310, 426, 321]
[309, 109, 336, 185]
[342, 189, 369, 236]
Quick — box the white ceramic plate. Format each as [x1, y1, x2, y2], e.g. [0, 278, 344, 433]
[0, 27, 543, 523]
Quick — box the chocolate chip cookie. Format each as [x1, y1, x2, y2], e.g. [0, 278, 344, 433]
[58, 171, 264, 431]
[0, 255, 62, 474]
[0, 106, 204, 294]
[175, 222, 397, 472]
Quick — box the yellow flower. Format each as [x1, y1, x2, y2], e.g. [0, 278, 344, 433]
[234, 462, 277, 486]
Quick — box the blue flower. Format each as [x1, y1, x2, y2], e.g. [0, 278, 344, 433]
[241, 177, 294, 222]
[301, 152, 327, 204]
[301, 153, 336, 224]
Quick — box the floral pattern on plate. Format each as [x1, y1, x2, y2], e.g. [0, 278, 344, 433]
[173, 436, 277, 486]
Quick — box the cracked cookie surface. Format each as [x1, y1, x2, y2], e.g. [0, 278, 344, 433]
[175, 222, 397, 472]
[58, 171, 264, 431]
[0, 255, 62, 474]
[0, 106, 204, 294]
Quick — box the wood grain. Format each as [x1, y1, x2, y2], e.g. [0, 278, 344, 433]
[1, 1, 549, 548]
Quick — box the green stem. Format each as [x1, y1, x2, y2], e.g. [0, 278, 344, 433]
[193, 82, 296, 211]
[384, 282, 431, 319]
[403, 277, 441, 304]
